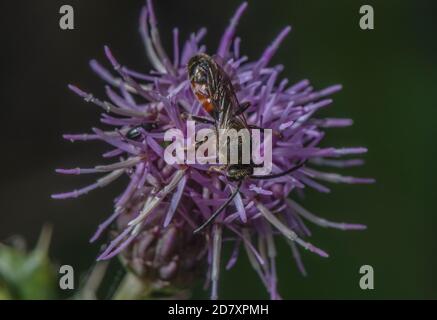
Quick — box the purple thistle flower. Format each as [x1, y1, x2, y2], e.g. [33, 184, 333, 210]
[53, 1, 374, 299]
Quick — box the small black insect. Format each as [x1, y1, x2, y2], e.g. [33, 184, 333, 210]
[125, 123, 158, 140]
[188, 53, 305, 233]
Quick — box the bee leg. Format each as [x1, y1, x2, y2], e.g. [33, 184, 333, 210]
[251, 161, 307, 180]
[181, 112, 214, 124]
[251, 163, 265, 168]
[193, 181, 243, 234]
[234, 102, 251, 116]
[190, 115, 215, 124]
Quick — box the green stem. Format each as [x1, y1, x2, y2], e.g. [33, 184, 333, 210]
[113, 273, 151, 300]
[79, 261, 109, 300]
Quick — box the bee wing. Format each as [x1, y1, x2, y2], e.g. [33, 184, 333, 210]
[193, 54, 245, 127]
[217, 84, 242, 128]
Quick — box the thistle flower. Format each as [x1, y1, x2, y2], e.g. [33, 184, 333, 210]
[53, 1, 374, 299]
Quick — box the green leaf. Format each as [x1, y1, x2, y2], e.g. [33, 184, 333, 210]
[0, 225, 57, 300]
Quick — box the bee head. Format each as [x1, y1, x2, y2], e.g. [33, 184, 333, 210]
[227, 164, 253, 182]
[188, 53, 216, 88]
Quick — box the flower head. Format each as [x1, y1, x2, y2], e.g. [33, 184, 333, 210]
[53, 1, 374, 299]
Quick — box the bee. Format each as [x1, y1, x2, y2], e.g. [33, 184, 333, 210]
[188, 53, 304, 233]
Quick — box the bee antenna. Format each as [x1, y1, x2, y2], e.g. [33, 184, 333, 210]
[193, 181, 243, 234]
[250, 161, 306, 180]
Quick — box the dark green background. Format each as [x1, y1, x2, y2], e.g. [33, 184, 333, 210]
[0, 0, 435, 299]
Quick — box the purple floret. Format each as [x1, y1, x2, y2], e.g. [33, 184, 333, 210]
[53, 1, 374, 299]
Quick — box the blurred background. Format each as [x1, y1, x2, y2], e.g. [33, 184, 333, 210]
[0, 0, 435, 299]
